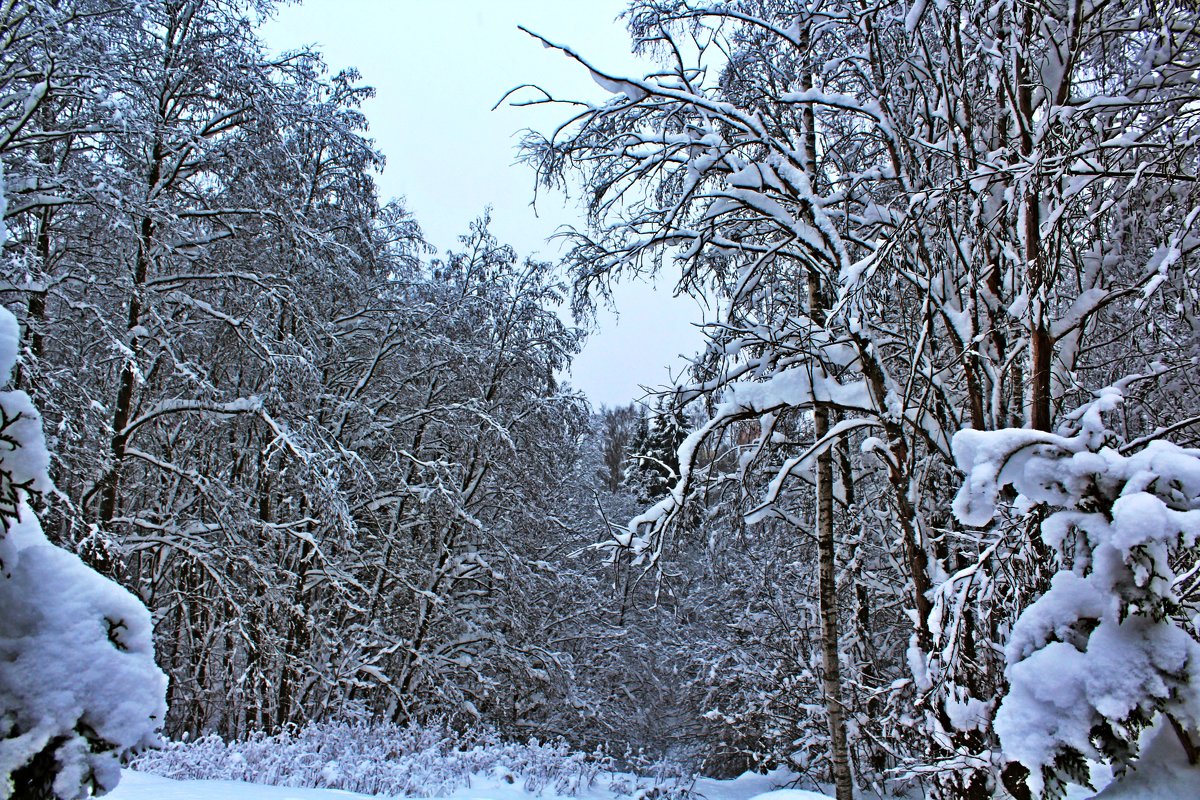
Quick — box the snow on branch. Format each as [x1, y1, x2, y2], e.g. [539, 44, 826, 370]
[952, 383, 1200, 791]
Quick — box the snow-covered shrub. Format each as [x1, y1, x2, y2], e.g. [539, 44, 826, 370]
[131, 719, 691, 798]
[953, 386, 1200, 796]
[0, 303, 167, 799]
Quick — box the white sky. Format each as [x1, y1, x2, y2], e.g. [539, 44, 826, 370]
[261, 0, 708, 408]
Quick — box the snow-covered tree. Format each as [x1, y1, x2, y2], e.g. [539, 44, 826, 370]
[597, 404, 639, 495]
[0, 5, 168, 796]
[954, 383, 1200, 796]
[625, 399, 688, 505]
[520, 0, 1200, 794]
[338, 216, 587, 729]
[0, 200, 165, 799]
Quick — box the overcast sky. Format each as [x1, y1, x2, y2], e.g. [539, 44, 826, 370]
[261, 1, 708, 408]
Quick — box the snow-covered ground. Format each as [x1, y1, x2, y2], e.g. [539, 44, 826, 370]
[107, 753, 1200, 800]
[106, 753, 1200, 800]
[109, 767, 829, 800]
[112, 770, 382, 799]
[103, 717, 1200, 800]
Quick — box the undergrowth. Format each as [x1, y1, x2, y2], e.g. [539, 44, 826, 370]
[130, 720, 695, 798]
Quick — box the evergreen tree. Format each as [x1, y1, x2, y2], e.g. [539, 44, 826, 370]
[624, 399, 687, 504]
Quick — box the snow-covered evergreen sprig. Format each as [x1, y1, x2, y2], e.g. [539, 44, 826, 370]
[953, 387, 1200, 797]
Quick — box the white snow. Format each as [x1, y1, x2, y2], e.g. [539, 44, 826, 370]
[739, 791, 831, 800]
[0, 502, 168, 795]
[952, 385, 1200, 793]
[110, 770, 384, 799]
[723, 369, 872, 415]
[1094, 719, 1200, 798]
[588, 69, 649, 101]
[108, 766, 829, 800]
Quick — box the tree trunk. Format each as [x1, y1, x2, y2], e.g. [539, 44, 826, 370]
[99, 140, 162, 524]
[1017, 3, 1052, 432]
[815, 401, 853, 799]
[800, 22, 853, 797]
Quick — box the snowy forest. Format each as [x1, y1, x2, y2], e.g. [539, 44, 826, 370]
[0, 1, 1198, 799]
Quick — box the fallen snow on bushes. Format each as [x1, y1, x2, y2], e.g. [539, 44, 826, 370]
[115, 721, 819, 800]
[1091, 719, 1200, 799]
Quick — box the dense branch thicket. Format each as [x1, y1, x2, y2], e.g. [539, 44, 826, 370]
[520, 0, 1200, 797]
[0, 9, 762, 793]
[0, 1, 624, 781]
